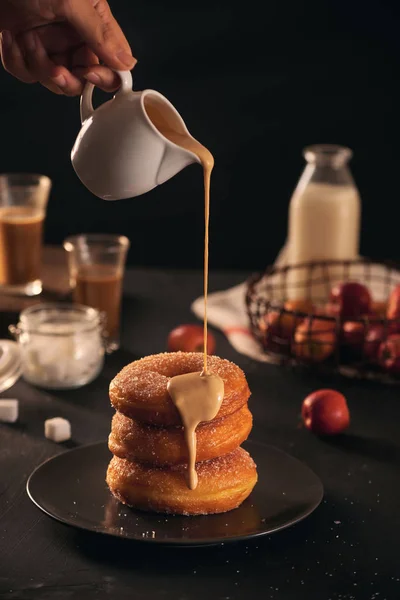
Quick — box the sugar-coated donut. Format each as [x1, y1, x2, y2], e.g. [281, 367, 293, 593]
[109, 352, 251, 426]
[108, 405, 253, 466]
[106, 447, 258, 516]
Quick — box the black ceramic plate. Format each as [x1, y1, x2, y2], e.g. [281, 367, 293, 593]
[27, 440, 323, 546]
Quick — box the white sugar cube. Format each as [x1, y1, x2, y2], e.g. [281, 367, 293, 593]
[44, 417, 71, 442]
[0, 399, 18, 423]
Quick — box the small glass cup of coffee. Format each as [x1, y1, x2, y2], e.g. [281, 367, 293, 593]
[63, 234, 130, 352]
[0, 173, 52, 296]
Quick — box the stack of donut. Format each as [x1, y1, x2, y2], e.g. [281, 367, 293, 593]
[106, 352, 258, 515]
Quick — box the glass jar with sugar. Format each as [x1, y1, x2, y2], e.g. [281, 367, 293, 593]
[9, 303, 105, 389]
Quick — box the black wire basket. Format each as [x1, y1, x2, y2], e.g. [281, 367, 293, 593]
[245, 258, 400, 383]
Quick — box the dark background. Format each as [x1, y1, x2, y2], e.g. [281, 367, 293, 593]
[1, 0, 400, 270]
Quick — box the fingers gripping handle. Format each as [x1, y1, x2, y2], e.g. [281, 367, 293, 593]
[80, 70, 134, 124]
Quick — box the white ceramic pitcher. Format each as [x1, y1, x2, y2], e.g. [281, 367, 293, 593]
[71, 71, 201, 200]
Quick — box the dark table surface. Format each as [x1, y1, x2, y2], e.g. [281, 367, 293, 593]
[0, 268, 399, 600]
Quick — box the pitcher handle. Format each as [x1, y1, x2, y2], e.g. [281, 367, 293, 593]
[80, 70, 134, 124]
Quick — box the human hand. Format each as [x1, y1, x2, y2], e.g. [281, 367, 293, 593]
[0, 0, 136, 96]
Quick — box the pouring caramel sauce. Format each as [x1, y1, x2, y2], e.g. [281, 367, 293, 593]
[146, 102, 225, 490]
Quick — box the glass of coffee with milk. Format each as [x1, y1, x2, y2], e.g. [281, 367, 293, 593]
[0, 173, 52, 296]
[63, 234, 130, 352]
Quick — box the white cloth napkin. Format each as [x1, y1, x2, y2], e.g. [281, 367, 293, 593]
[191, 282, 270, 362]
[191, 247, 398, 363]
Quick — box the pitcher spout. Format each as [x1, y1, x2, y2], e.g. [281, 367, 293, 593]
[141, 90, 201, 185]
[156, 143, 200, 186]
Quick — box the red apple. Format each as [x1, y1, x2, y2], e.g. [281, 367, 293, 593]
[363, 325, 386, 361]
[284, 299, 315, 315]
[167, 324, 216, 354]
[324, 302, 341, 318]
[292, 317, 336, 362]
[342, 321, 365, 352]
[371, 301, 387, 319]
[387, 285, 400, 332]
[330, 281, 372, 319]
[302, 389, 350, 435]
[259, 311, 296, 354]
[378, 334, 400, 374]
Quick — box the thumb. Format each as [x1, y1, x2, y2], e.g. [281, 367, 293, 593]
[61, 0, 136, 70]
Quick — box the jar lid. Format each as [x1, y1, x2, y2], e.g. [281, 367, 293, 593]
[0, 340, 22, 393]
[18, 303, 102, 335]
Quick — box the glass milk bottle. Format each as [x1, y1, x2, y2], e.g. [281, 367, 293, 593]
[286, 144, 361, 301]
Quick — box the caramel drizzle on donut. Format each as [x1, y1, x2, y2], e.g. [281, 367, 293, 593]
[167, 372, 224, 490]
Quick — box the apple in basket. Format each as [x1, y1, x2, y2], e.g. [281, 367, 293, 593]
[323, 302, 341, 318]
[378, 334, 400, 374]
[259, 311, 296, 353]
[370, 301, 387, 319]
[283, 299, 315, 314]
[292, 317, 336, 362]
[259, 300, 314, 353]
[330, 281, 372, 319]
[341, 321, 386, 361]
[387, 285, 400, 332]
[341, 320, 366, 355]
[363, 324, 386, 362]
